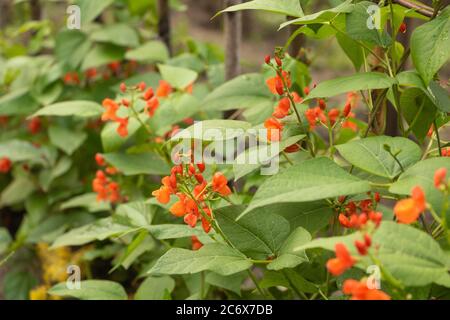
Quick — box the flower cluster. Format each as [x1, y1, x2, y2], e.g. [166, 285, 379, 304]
[63, 61, 138, 86]
[305, 93, 356, 131]
[152, 160, 232, 234]
[101, 80, 173, 137]
[263, 54, 300, 142]
[92, 153, 121, 203]
[326, 240, 390, 299]
[342, 279, 390, 300]
[338, 193, 382, 229]
[0, 157, 12, 173]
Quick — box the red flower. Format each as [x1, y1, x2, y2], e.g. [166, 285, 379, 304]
[101, 99, 119, 122]
[192, 236, 203, 250]
[143, 88, 154, 101]
[212, 172, 231, 196]
[398, 22, 407, 34]
[434, 168, 447, 188]
[95, 153, 105, 166]
[284, 144, 300, 153]
[27, 117, 42, 134]
[394, 186, 426, 224]
[326, 243, 355, 276]
[152, 186, 171, 204]
[272, 97, 290, 119]
[156, 80, 172, 97]
[264, 117, 283, 142]
[266, 71, 291, 95]
[116, 117, 129, 137]
[108, 61, 121, 73]
[85, 68, 97, 80]
[343, 279, 390, 300]
[146, 97, 159, 117]
[0, 157, 12, 173]
[327, 108, 340, 125]
[120, 83, 127, 93]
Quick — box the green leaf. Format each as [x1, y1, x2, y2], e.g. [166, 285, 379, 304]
[76, 0, 114, 25]
[240, 157, 371, 218]
[411, 7, 450, 85]
[0, 228, 12, 255]
[158, 64, 198, 90]
[267, 227, 311, 271]
[81, 44, 125, 71]
[390, 157, 450, 214]
[306, 72, 396, 100]
[55, 30, 91, 69]
[428, 81, 450, 113]
[49, 280, 127, 300]
[31, 100, 103, 118]
[0, 140, 42, 162]
[146, 224, 205, 240]
[233, 134, 305, 180]
[215, 0, 304, 18]
[149, 243, 252, 276]
[4, 271, 38, 300]
[150, 93, 201, 136]
[215, 205, 291, 259]
[400, 88, 437, 141]
[336, 136, 422, 179]
[171, 120, 252, 141]
[373, 222, 450, 287]
[125, 41, 169, 63]
[345, 1, 391, 48]
[205, 272, 246, 296]
[60, 193, 110, 212]
[135, 276, 175, 300]
[280, 0, 354, 29]
[91, 23, 139, 48]
[102, 152, 170, 176]
[0, 176, 36, 207]
[115, 201, 155, 228]
[266, 202, 333, 234]
[48, 126, 87, 155]
[336, 32, 365, 71]
[0, 89, 39, 116]
[51, 218, 131, 248]
[202, 73, 272, 112]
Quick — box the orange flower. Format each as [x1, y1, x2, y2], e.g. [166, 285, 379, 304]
[0, 157, 12, 173]
[342, 120, 358, 132]
[212, 172, 231, 196]
[266, 71, 291, 95]
[170, 196, 187, 217]
[95, 153, 105, 166]
[434, 168, 447, 188]
[116, 117, 129, 137]
[146, 97, 159, 116]
[326, 243, 355, 276]
[343, 279, 390, 300]
[284, 144, 300, 153]
[201, 207, 212, 233]
[264, 117, 283, 142]
[156, 80, 172, 97]
[191, 236, 203, 250]
[272, 97, 290, 119]
[394, 186, 426, 224]
[152, 186, 171, 204]
[101, 99, 119, 122]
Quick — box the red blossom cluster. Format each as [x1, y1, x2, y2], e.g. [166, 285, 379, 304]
[343, 279, 390, 300]
[0, 157, 12, 173]
[152, 160, 232, 234]
[305, 93, 357, 131]
[263, 54, 302, 146]
[326, 239, 390, 299]
[92, 153, 121, 203]
[338, 193, 382, 229]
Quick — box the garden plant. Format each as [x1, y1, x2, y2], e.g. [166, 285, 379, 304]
[0, 0, 449, 302]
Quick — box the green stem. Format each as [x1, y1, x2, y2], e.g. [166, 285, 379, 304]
[247, 269, 268, 298]
[434, 121, 442, 156]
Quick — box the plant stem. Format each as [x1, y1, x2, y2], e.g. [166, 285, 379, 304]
[247, 269, 268, 298]
[434, 121, 442, 156]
